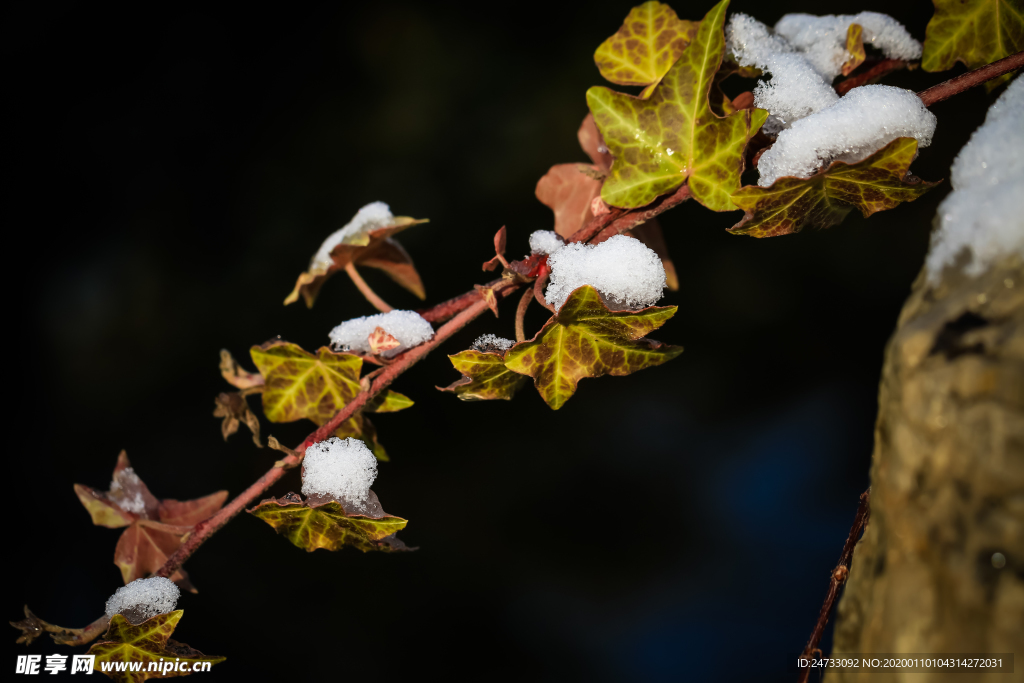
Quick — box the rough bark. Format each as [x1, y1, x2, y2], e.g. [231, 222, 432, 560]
[827, 254, 1024, 682]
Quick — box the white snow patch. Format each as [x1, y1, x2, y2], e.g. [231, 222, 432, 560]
[756, 84, 936, 186]
[328, 310, 433, 358]
[301, 437, 377, 507]
[727, 14, 838, 133]
[926, 77, 1024, 282]
[529, 230, 565, 255]
[726, 12, 921, 134]
[311, 201, 395, 271]
[105, 577, 180, 623]
[471, 334, 515, 352]
[775, 13, 922, 80]
[544, 235, 666, 311]
[109, 468, 147, 515]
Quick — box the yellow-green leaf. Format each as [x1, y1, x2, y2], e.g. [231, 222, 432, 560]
[248, 493, 408, 552]
[842, 23, 866, 76]
[365, 389, 415, 413]
[439, 350, 528, 401]
[285, 215, 429, 307]
[729, 138, 939, 238]
[594, 1, 698, 88]
[922, 0, 1024, 90]
[88, 611, 224, 682]
[249, 340, 410, 425]
[587, 0, 767, 211]
[504, 285, 682, 410]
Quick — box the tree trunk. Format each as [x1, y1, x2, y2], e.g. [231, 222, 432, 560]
[828, 255, 1024, 683]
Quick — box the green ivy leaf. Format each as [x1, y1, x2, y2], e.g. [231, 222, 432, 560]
[594, 1, 698, 89]
[88, 611, 224, 682]
[504, 285, 682, 410]
[439, 350, 529, 401]
[249, 341, 411, 424]
[729, 138, 939, 238]
[248, 493, 409, 553]
[285, 216, 429, 307]
[587, 0, 767, 211]
[922, 0, 1024, 90]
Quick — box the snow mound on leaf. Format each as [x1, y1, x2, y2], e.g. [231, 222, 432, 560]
[775, 12, 922, 80]
[756, 84, 936, 186]
[301, 437, 377, 507]
[926, 77, 1024, 282]
[311, 201, 394, 271]
[529, 230, 565, 255]
[109, 467, 147, 515]
[727, 14, 838, 133]
[544, 235, 666, 312]
[328, 310, 433, 358]
[726, 12, 920, 134]
[472, 334, 515, 352]
[105, 577, 180, 623]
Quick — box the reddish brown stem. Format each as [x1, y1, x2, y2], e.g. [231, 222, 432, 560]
[533, 263, 555, 313]
[344, 262, 393, 312]
[796, 488, 871, 683]
[567, 206, 626, 244]
[155, 287, 515, 581]
[591, 184, 692, 244]
[835, 59, 908, 96]
[918, 50, 1024, 107]
[418, 277, 505, 323]
[514, 286, 533, 342]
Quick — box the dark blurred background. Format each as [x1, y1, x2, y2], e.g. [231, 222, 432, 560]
[5, 0, 996, 680]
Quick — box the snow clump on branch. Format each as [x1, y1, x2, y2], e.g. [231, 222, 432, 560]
[529, 230, 565, 255]
[726, 12, 921, 134]
[311, 201, 395, 271]
[544, 235, 666, 311]
[471, 334, 515, 352]
[756, 85, 936, 186]
[926, 76, 1024, 282]
[328, 310, 434, 358]
[105, 577, 180, 624]
[301, 437, 377, 507]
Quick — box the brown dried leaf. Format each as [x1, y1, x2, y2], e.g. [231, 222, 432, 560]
[75, 453, 227, 591]
[578, 113, 613, 173]
[474, 284, 500, 317]
[284, 215, 429, 308]
[535, 163, 603, 239]
[212, 391, 261, 447]
[218, 349, 263, 390]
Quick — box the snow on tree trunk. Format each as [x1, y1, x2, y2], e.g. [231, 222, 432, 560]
[827, 254, 1024, 680]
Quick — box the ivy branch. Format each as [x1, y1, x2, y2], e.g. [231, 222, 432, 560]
[13, 37, 1021, 651]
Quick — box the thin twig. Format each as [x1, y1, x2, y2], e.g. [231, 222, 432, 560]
[514, 286, 533, 342]
[835, 59, 908, 96]
[418, 277, 505, 323]
[533, 263, 555, 313]
[344, 262, 393, 312]
[918, 50, 1024, 107]
[796, 488, 871, 683]
[155, 288, 516, 581]
[567, 206, 626, 244]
